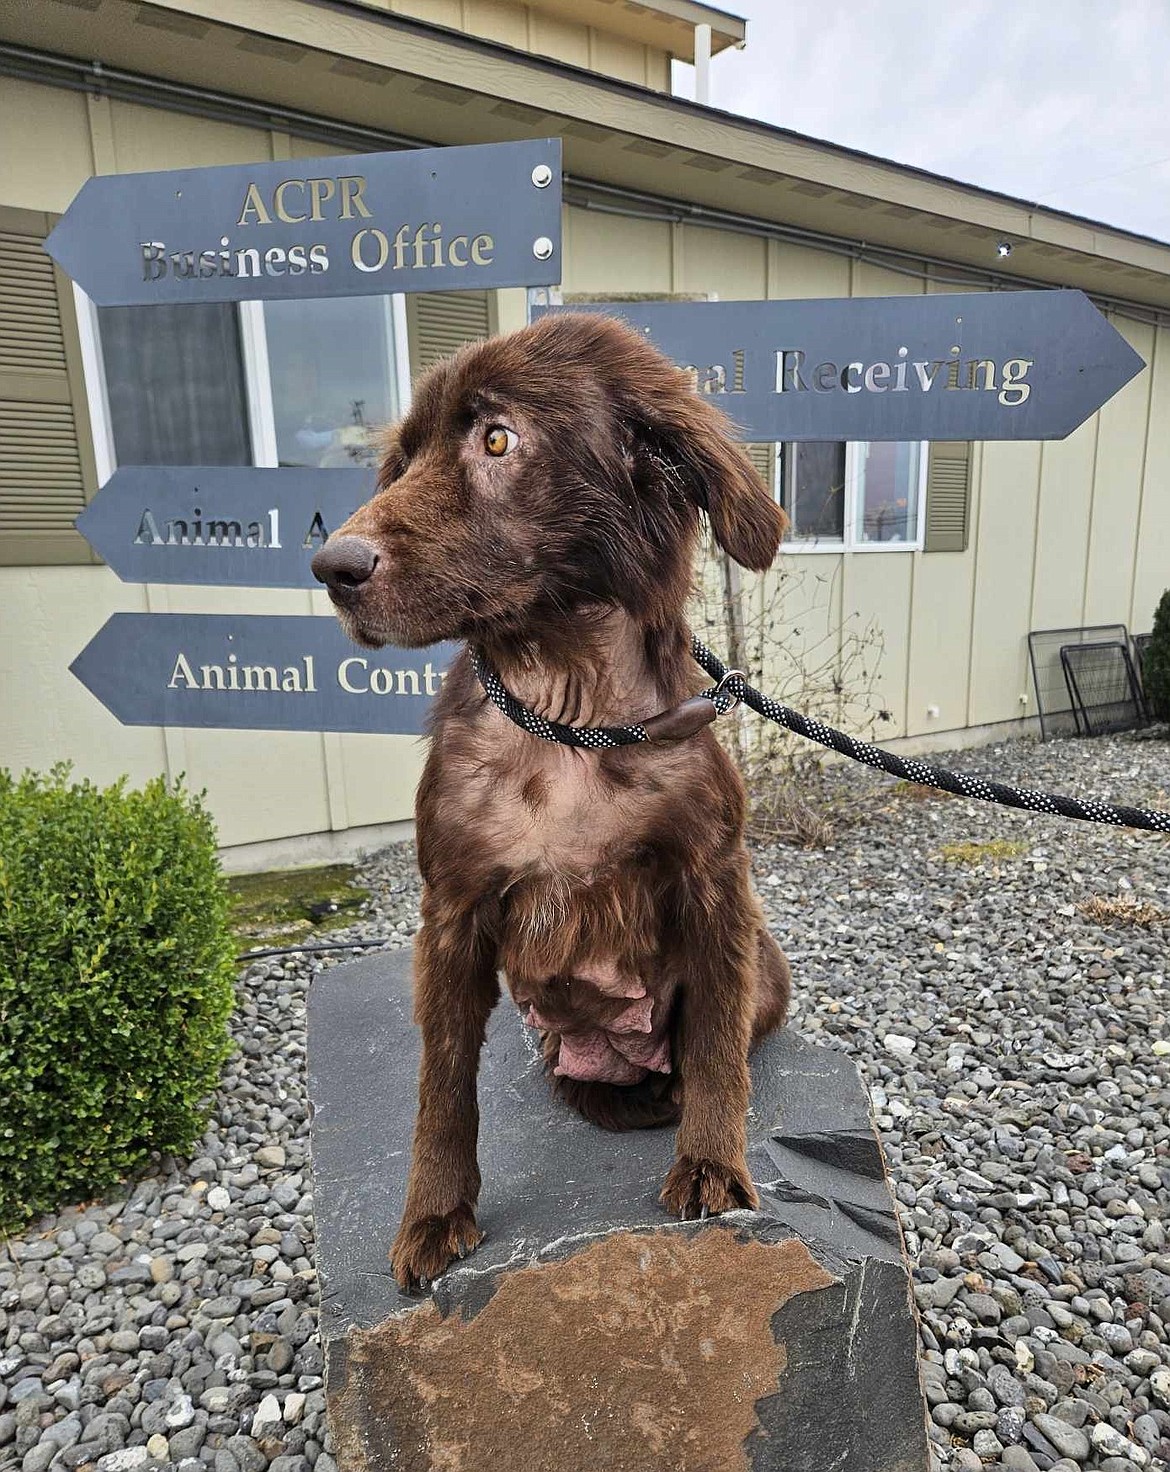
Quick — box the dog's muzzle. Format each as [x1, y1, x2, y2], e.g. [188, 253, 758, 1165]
[311, 535, 379, 605]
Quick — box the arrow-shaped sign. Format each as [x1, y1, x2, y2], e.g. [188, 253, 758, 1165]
[537, 291, 1144, 440]
[76, 467, 372, 588]
[70, 614, 457, 733]
[46, 139, 562, 305]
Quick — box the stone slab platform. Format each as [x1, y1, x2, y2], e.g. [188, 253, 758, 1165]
[307, 948, 928, 1472]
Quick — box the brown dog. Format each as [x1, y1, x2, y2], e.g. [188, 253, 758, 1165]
[312, 312, 792, 1292]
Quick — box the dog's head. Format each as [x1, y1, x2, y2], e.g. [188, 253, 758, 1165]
[311, 312, 786, 648]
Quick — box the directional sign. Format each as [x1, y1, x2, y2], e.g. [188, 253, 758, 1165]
[536, 291, 1144, 440]
[76, 467, 373, 588]
[70, 615, 457, 734]
[46, 139, 562, 305]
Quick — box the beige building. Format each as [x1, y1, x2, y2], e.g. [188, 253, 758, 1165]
[2, 0, 1168, 868]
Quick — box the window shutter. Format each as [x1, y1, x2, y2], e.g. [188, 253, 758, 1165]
[405, 290, 495, 379]
[924, 440, 971, 552]
[0, 207, 97, 567]
[744, 442, 777, 494]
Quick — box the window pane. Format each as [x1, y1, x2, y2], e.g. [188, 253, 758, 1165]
[265, 296, 400, 469]
[99, 304, 251, 465]
[856, 441, 921, 543]
[781, 442, 846, 542]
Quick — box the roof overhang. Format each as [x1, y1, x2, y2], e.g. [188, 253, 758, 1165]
[6, 0, 1170, 310]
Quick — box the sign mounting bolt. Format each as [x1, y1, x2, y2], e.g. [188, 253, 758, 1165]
[532, 236, 554, 261]
[531, 163, 553, 188]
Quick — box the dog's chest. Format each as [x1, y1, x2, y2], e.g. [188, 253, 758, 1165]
[458, 736, 652, 877]
[509, 760, 632, 873]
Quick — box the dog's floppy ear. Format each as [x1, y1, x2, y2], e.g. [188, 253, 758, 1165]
[633, 370, 787, 571]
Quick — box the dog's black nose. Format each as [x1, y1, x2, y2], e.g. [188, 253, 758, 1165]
[312, 536, 379, 597]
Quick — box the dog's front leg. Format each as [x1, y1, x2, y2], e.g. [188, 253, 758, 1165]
[390, 891, 500, 1291]
[660, 862, 760, 1220]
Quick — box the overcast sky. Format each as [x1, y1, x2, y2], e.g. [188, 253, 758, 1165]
[676, 1, 1170, 243]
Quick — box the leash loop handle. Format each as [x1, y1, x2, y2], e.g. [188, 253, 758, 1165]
[712, 667, 746, 713]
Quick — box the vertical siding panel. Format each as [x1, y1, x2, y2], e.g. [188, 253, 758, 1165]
[670, 222, 685, 295]
[766, 241, 850, 300]
[839, 255, 858, 728]
[562, 206, 671, 294]
[0, 568, 166, 788]
[851, 261, 925, 298]
[763, 239, 845, 715]
[850, 262, 922, 733]
[155, 586, 336, 849]
[845, 555, 914, 737]
[109, 99, 269, 170]
[528, 13, 591, 67]
[390, 0, 462, 25]
[677, 229, 766, 695]
[766, 244, 850, 711]
[754, 556, 852, 726]
[1083, 316, 1155, 626]
[333, 733, 430, 837]
[86, 93, 118, 175]
[0, 77, 91, 212]
[964, 442, 985, 727]
[967, 440, 1043, 726]
[559, 200, 573, 294]
[678, 225, 766, 301]
[907, 549, 978, 737]
[910, 276, 986, 735]
[1131, 324, 1170, 631]
[590, 31, 656, 85]
[645, 46, 669, 92]
[289, 137, 347, 159]
[1029, 416, 1098, 629]
[462, 0, 529, 49]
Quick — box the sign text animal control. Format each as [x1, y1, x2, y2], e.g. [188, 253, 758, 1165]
[543, 291, 1145, 441]
[45, 139, 562, 305]
[70, 615, 458, 735]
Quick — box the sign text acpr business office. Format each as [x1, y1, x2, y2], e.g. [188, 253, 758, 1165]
[141, 171, 497, 284]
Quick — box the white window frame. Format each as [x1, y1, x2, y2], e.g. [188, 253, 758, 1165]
[774, 440, 928, 554]
[74, 284, 116, 487]
[74, 288, 410, 480]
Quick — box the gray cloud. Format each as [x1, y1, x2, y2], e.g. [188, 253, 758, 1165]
[689, 0, 1170, 241]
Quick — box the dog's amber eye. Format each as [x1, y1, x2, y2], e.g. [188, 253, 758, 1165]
[484, 425, 516, 457]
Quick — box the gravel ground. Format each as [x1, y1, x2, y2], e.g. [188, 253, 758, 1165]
[1, 730, 1168, 1472]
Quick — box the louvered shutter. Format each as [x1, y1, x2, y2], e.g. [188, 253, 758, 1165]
[923, 441, 972, 552]
[744, 442, 777, 495]
[405, 291, 495, 380]
[0, 207, 97, 566]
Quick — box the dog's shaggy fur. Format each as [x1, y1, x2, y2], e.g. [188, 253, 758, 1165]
[313, 312, 792, 1290]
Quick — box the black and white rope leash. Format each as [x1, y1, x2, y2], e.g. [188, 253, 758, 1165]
[470, 638, 1170, 836]
[471, 649, 653, 748]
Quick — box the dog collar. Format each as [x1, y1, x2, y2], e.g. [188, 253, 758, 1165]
[469, 642, 743, 749]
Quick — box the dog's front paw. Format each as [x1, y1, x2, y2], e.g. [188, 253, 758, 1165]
[390, 1205, 483, 1292]
[659, 1156, 759, 1220]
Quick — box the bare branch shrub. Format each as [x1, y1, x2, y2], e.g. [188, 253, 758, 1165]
[689, 542, 892, 847]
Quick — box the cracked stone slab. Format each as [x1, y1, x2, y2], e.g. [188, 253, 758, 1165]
[308, 948, 928, 1472]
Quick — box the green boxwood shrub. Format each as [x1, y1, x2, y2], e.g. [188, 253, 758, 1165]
[0, 766, 235, 1231]
[1142, 588, 1170, 722]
